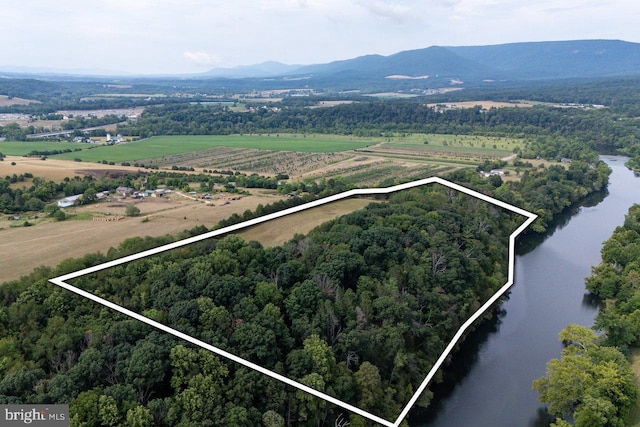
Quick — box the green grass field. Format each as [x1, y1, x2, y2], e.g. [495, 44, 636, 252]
[385, 133, 523, 152]
[50, 135, 378, 162]
[0, 141, 86, 156]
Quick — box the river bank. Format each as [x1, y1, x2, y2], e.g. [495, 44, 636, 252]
[412, 156, 639, 426]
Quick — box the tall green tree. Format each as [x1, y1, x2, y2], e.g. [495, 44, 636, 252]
[533, 324, 637, 427]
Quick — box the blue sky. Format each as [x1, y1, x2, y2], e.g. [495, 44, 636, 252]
[2, 0, 638, 75]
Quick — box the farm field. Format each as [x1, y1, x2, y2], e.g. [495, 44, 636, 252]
[235, 197, 377, 247]
[297, 134, 520, 185]
[50, 134, 379, 162]
[39, 133, 522, 185]
[380, 133, 522, 150]
[0, 131, 525, 283]
[132, 147, 351, 177]
[359, 139, 512, 160]
[0, 189, 287, 283]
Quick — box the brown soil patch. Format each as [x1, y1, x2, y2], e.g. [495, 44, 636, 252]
[0, 191, 286, 283]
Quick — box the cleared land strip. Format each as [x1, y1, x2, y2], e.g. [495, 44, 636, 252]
[235, 197, 376, 246]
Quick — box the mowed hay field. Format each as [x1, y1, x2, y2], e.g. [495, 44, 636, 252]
[0, 190, 286, 283]
[0, 156, 146, 182]
[235, 197, 377, 247]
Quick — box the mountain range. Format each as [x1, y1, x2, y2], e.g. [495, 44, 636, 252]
[203, 39, 640, 84]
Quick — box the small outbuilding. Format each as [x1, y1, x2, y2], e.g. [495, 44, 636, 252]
[57, 194, 82, 208]
[116, 186, 134, 197]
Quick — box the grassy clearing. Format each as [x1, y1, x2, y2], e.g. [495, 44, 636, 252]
[234, 197, 376, 247]
[383, 133, 523, 151]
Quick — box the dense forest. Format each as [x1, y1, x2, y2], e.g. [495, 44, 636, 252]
[534, 205, 640, 426]
[0, 183, 525, 426]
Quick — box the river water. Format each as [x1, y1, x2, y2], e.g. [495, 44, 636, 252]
[412, 156, 639, 426]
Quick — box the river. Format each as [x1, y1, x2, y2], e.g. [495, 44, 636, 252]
[411, 156, 640, 426]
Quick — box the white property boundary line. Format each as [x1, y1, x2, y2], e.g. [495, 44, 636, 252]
[49, 177, 536, 427]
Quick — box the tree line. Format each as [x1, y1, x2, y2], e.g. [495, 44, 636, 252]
[0, 174, 140, 215]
